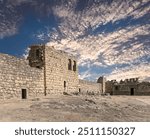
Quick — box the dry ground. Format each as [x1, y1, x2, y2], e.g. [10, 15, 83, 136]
[0, 95, 150, 122]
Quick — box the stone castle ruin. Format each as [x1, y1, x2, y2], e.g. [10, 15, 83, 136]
[0, 44, 105, 100]
[0, 44, 150, 100]
[106, 78, 150, 95]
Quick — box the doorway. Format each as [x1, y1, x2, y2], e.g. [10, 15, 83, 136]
[79, 88, 81, 93]
[130, 88, 134, 96]
[22, 89, 27, 99]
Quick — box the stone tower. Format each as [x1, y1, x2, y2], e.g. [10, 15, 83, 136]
[28, 44, 79, 95]
[97, 76, 106, 94]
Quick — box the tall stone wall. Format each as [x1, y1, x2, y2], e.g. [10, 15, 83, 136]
[44, 46, 79, 95]
[79, 79, 102, 95]
[0, 53, 44, 100]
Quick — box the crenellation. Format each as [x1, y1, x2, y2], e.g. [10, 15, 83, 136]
[105, 78, 150, 95]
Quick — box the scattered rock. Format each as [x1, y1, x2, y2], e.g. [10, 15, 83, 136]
[63, 92, 71, 96]
[72, 92, 79, 95]
[31, 98, 40, 101]
[85, 99, 96, 104]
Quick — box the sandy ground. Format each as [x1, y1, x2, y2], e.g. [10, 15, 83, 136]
[0, 95, 150, 122]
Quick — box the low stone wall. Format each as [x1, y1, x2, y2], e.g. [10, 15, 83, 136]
[79, 79, 102, 95]
[0, 53, 44, 100]
[112, 83, 150, 95]
[136, 83, 150, 95]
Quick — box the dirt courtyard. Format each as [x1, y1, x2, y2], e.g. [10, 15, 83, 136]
[0, 95, 150, 122]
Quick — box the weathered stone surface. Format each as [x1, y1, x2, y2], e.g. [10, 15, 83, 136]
[0, 44, 102, 100]
[106, 78, 150, 95]
[0, 53, 44, 100]
[79, 79, 101, 95]
[44, 45, 79, 95]
[0, 44, 150, 100]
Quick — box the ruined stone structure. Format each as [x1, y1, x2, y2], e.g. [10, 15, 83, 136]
[0, 53, 44, 99]
[97, 76, 106, 94]
[106, 78, 150, 95]
[28, 45, 79, 96]
[0, 44, 103, 100]
[1, 44, 149, 100]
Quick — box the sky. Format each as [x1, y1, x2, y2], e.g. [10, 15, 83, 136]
[0, 0, 150, 82]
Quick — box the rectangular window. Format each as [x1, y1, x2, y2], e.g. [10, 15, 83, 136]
[73, 60, 76, 71]
[68, 59, 72, 70]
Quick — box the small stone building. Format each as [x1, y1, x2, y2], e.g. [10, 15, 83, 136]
[106, 78, 150, 95]
[0, 44, 103, 100]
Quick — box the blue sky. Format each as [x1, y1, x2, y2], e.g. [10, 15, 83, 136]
[0, 0, 150, 81]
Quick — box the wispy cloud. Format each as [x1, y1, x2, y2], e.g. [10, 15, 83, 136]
[22, 47, 30, 59]
[45, 0, 150, 81]
[0, 3, 20, 39]
[1, 0, 149, 81]
[7, 0, 33, 6]
[0, 0, 34, 39]
[106, 63, 150, 81]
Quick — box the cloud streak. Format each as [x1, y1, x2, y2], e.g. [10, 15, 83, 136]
[0, 2, 20, 39]
[1, 0, 149, 81]
[45, 0, 150, 81]
[0, 0, 34, 39]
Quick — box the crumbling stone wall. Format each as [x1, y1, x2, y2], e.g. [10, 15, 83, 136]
[28, 45, 44, 68]
[112, 84, 150, 96]
[79, 79, 102, 95]
[0, 53, 44, 100]
[108, 78, 150, 95]
[113, 84, 138, 95]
